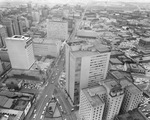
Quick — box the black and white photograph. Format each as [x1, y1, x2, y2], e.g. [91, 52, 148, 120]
[0, 0, 150, 120]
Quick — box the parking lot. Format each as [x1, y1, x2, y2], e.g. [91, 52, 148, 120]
[22, 80, 44, 90]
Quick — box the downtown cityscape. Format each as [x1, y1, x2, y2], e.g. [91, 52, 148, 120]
[0, 0, 150, 120]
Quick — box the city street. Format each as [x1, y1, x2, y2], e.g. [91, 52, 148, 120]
[27, 7, 86, 120]
[29, 50, 65, 120]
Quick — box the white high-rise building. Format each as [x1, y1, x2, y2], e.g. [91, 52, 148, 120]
[120, 79, 142, 113]
[79, 79, 124, 120]
[5, 35, 35, 69]
[47, 19, 68, 40]
[101, 79, 124, 120]
[79, 86, 105, 120]
[65, 40, 110, 104]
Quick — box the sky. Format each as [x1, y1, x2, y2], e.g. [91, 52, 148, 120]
[0, 0, 150, 4]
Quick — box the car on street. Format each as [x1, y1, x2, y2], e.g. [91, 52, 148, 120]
[4, 115, 9, 118]
[52, 80, 54, 83]
[33, 109, 37, 113]
[40, 115, 44, 119]
[42, 111, 45, 115]
[33, 114, 36, 119]
[71, 108, 74, 111]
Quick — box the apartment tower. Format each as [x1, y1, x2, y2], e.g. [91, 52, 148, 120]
[79, 86, 105, 120]
[5, 35, 35, 69]
[65, 40, 110, 104]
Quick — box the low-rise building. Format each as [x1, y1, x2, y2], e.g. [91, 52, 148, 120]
[33, 38, 61, 57]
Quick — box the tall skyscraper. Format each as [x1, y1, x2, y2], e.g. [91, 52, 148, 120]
[5, 35, 35, 69]
[0, 25, 8, 47]
[101, 79, 124, 120]
[65, 40, 110, 104]
[47, 19, 68, 40]
[2, 16, 23, 37]
[32, 11, 40, 23]
[120, 79, 142, 113]
[2, 18, 14, 37]
[79, 85, 105, 120]
[79, 79, 124, 120]
[11, 16, 23, 35]
[27, 3, 32, 13]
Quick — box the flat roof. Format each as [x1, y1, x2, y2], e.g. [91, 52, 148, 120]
[68, 40, 110, 54]
[72, 51, 98, 58]
[33, 38, 61, 44]
[117, 109, 146, 120]
[6, 35, 31, 42]
[127, 85, 141, 94]
[141, 38, 150, 42]
[103, 79, 123, 93]
[33, 38, 44, 43]
[82, 86, 105, 107]
[110, 58, 122, 64]
[110, 71, 125, 80]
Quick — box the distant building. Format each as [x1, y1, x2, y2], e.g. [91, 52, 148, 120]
[32, 11, 40, 23]
[79, 86, 105, 120]
[27, 3, 32, 13]
[0, 59, 4, 75]
[47, 19, 68, 41]
[19, 16, 30, 33]
[2, 16, 23, 37]
[42, 8, 49, 18]
[138, 38, 150, 53]
[0, 25, 8, 47]
[0, 49, 10, 62]
[33, 38, 61, 57]
[2, 18, 14, 37]
[5, 35, 35, 69]
[65, 40, 110, 105]
[77, 30, 98, 39]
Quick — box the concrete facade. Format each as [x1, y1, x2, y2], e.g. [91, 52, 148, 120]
[5, 35, 35, 69]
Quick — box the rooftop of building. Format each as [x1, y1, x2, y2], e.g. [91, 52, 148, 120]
[139, 37, 150, 42]
[127, 84, 142, 94]
[7, 56, 53, 80]
[110, 58, 123, 64]
[116, 109, 146, 120]
[6, 35, 32, 42]
[101, 79, 124, 97]
[0, 109, 23, 120]
[47, 18, 67, 23]
[0, 92, 34, 116]
[31, 56, 54, 72]
[110, 71, 125, 80]
[82, 85, 106, 107]
[33, 38, 61, 44]
[67, 40, 110, 55]
[71, 51, 98, 58]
